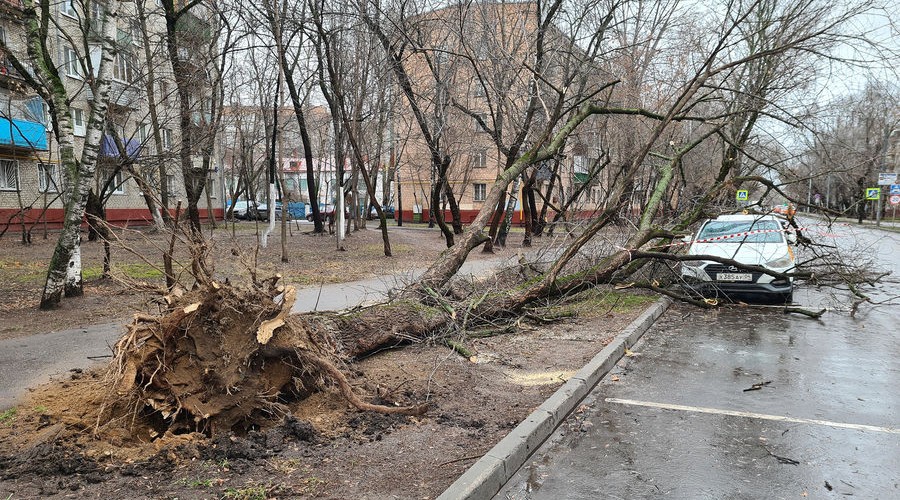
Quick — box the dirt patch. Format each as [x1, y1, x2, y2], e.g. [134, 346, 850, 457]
[0, 290, 653, 499]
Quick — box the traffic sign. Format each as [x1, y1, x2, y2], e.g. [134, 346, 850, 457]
[890, 194, 900, 206]
[736, 190, 749, 201]
[865, 187, 880, 200]
[890, 184, 900, 195]
[877, 172, 897, 185]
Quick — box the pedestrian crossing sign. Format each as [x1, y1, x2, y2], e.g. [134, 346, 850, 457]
[736, 190, 749, 201]
[865, 187, 880, 200]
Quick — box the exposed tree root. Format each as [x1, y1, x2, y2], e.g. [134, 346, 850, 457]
[105, 278, 434, 438]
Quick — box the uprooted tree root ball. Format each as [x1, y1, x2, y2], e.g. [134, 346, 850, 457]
[107, 277, 430, 440]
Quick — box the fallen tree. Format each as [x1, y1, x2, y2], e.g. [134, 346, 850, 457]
[48, 0, 895, 444]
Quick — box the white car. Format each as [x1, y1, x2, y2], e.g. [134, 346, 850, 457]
[680, 214, 795, 303]
[230, 200, 266, 220]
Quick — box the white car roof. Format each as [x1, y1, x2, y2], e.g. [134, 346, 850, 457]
[711, 214, 781, 222]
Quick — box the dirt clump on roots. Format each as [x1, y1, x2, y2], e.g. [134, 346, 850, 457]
[108, 278, 431, 440]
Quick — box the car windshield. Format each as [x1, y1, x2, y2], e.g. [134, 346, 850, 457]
[698, 219, 784, 243]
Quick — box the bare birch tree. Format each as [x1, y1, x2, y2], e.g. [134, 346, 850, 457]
[2, 0, 122, 308]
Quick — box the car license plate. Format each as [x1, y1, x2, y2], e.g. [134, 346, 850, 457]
[716, 272, 752, 282]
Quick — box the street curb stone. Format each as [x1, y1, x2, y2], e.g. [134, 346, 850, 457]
[436, 296, 672, 500]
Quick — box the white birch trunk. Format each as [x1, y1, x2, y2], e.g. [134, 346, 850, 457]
[336, 182, 346, 246]
[260, 182, 276, 248]
[38, 1, 121, 308]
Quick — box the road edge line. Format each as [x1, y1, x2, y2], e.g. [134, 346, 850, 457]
[436, 296, 673, 500]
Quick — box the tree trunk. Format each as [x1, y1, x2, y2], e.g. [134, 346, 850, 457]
[431, 156, 454, 247]
[135, 0, 171, 227]
[497, 177, 520, 247]
[36, 0, 121, 309]
[522, 173, 535, 247]
[445, 183, 463, 234]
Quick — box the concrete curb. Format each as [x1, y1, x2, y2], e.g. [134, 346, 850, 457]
[436, 296, 673, 500]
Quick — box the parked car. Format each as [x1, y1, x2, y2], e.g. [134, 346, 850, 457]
[306, 205, 349, 223]
[367, 205, 395, 220]
[230, 200, 266, 220]
[680, 214, 795, 303]
[272, 202, 283, 221]
[254, 203, 269, 220]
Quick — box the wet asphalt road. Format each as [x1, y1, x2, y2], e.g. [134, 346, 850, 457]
[499, 222, 900, 499]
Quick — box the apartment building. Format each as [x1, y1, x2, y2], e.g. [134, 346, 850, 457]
[392, 1, 606, 224]
[0, 0, 221, 230]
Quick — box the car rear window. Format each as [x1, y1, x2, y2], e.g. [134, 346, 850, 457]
[698, 219, 784, 243]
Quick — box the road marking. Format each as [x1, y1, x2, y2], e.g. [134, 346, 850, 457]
[605, 398, 900, 435]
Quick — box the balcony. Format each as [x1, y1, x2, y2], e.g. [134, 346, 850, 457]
[0, 117, 47, 150]
[0, 54, 26, 82]
[175, 11, 212, 42]
[109, 81, 139, 109]
[100, 134, 140, 160]
[0, 0, 24, 17]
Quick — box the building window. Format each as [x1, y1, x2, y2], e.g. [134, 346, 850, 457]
[161, 128, 172, 150]
[113, 52, 133, 82]
[63, 46, 80, 78]
[473, 150, 487, 168]
[24, 97, 48, 124]
[166, 174, 177, 195]
[89, 1, 104, 34]
[207, 177, 216, 198]
[103, 168, 125, 195]
[136, 122, 149, 144]
[39, 163, 59, 192]
[130, 20, 143, 47]
[473, 183, 486, 202]
[71, 108, 86, 136]
[0, 159, 18, 191]
[60, 0, 77, 18]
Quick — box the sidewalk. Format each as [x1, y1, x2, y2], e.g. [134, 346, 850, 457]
[801, 212, 900, 230]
